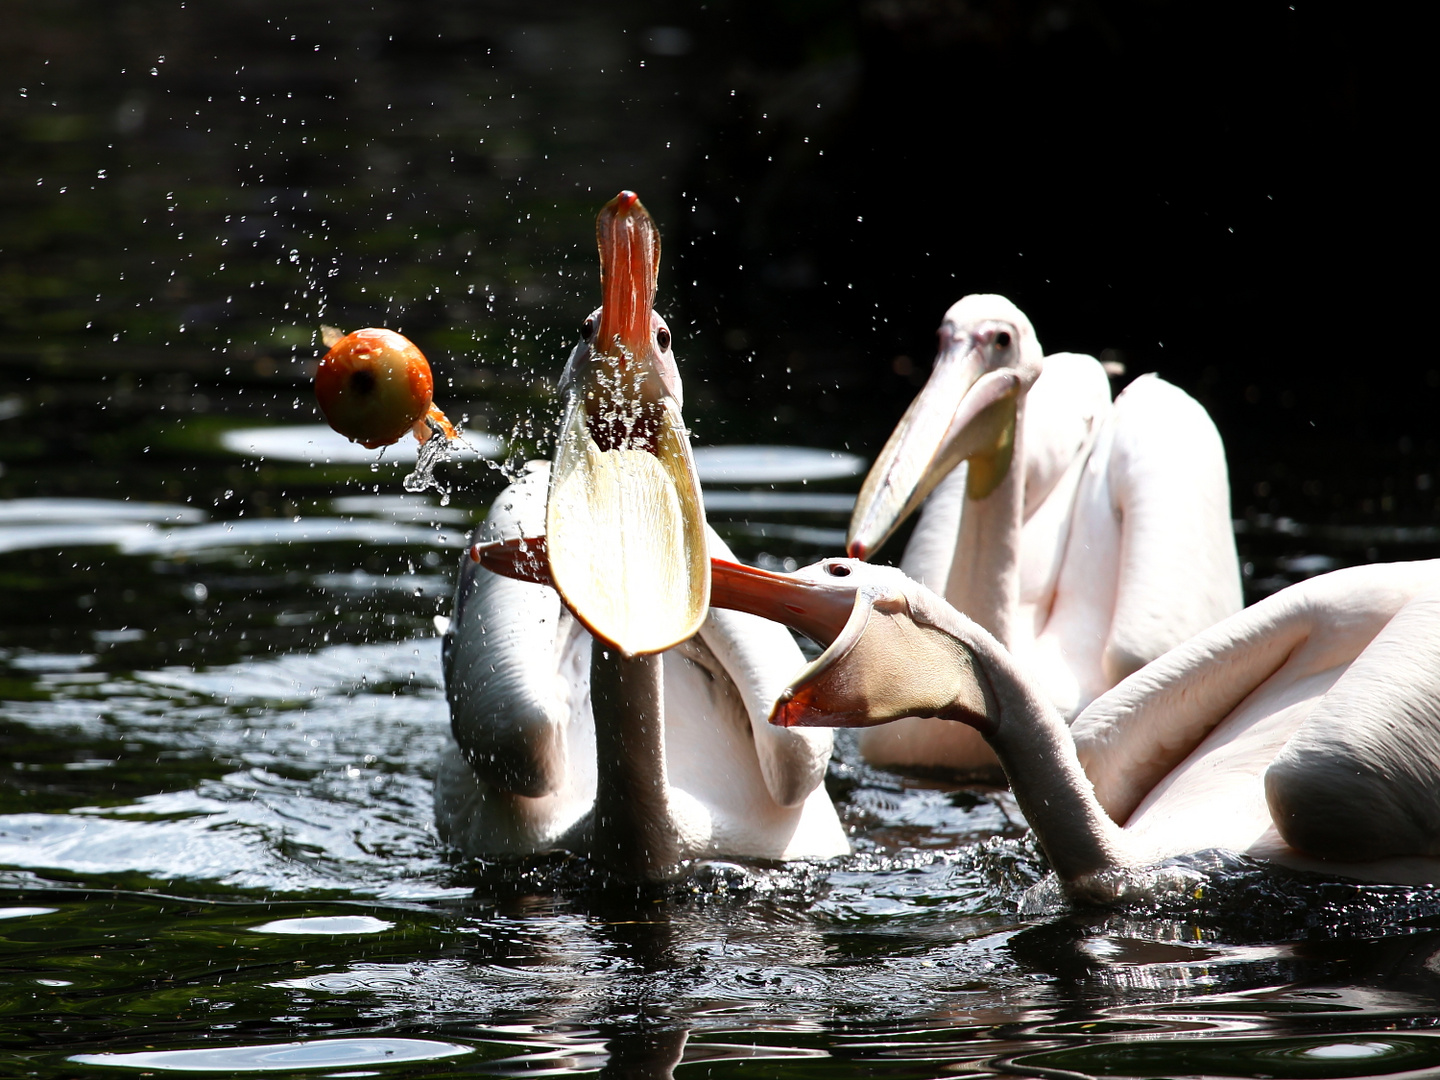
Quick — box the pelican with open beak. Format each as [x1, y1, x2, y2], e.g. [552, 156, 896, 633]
[723, 556, 1440, 896]
[546, 191, 708, 658]
[437, 194, 845, 879]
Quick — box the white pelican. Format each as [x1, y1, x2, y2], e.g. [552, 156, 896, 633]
[436, 193, 846, 876]
[436, 466, 847, 867]
[688, 556, 1440, 896]
[848, 294, 1243, 778]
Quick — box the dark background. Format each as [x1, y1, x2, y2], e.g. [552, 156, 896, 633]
[1, 0, 1428, 526]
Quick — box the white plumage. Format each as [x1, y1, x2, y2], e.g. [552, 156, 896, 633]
[727, 556, 1440, 892]
[435, 464, 848, 864]
[851, 295, 1242, 776]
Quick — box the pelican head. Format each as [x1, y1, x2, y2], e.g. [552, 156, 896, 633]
[545, 192, 709, 657]
[848, 294, 1044, 560]
[706, 558, 994, 731]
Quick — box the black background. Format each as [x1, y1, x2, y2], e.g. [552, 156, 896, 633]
[1, 0, 1428, 525]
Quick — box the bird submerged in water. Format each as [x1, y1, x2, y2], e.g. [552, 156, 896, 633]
[436, 193, 847, 877]
[847, 294, 1242, 779]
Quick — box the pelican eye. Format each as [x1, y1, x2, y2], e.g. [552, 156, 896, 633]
[656, 326, 671, 351]
[994, 330, 1012, 348]
[826, 563, 852, 577]
[582, 316, 595, 341]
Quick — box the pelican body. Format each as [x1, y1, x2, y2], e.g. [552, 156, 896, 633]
[436, 465, 848, 867]
[849, 295, 1242, 778]
[706, 557, 1440, 895]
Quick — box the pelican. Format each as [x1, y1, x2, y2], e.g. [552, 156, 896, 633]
[693, 556, 1440, 896]
[848, 294, 1243, 778]
[435, 193, 846, 876]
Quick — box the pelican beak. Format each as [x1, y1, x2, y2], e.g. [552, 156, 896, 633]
[471, 535, 551, 585]
[474, 538, 858, 649]
[709, 560, 981, 730]
[847, 333, 1022, 560]
[545, 192, 709, 657]
[475, 541, 982, 731]
[708, 559, 861, 648]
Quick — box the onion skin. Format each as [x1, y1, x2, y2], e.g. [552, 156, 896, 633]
[315, 328, 434, 449]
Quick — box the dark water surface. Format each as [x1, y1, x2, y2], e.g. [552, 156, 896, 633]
[4, 2, 1439, 1076]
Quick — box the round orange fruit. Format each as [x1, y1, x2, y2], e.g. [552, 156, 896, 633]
[315, 328, 434, 448]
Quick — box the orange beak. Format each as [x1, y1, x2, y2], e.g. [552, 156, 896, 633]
[474, 538, 857, 654]
[593, 192, 660, 388]
[543, 192, 710, 657]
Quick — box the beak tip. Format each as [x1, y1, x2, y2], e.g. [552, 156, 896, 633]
[847, 539, 869, 561]
[769, 689, 797, 728]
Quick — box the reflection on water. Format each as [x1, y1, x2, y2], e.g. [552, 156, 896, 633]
[692, 445, 866, 484]
[1012, 1028, 1440, 1080]
[71, 1037, 474, 1072]
[701, 490, 855, 513]
[221, 423, 506, 464]
[0, 499, 208, 525]
[251, 915, 395, 935]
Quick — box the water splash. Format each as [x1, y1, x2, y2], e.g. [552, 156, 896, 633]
[401, 426, 456, 504]
[1019, 848, 1440, 933]
[583, 348, 663, 453]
